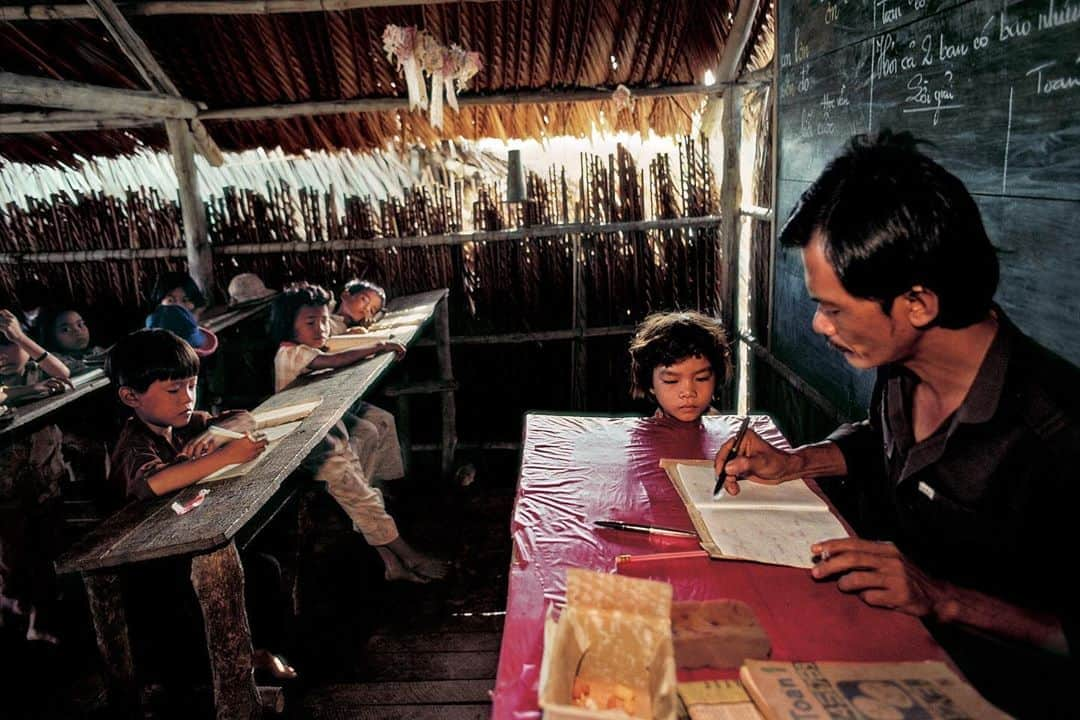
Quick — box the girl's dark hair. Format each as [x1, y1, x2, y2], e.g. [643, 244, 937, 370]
[342, 279, 387, 304]
[268, 284, 333, 345]
[36, 305, 83, 352]
[106, 328, 199, 392]
[779, 130, 998, 328]
[628, 312, 732, 400]
[146, 271, 207, 312]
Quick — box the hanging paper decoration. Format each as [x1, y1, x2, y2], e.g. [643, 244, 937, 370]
[382, 24, 427, 110]
[382, 25, 484, 129]
[612, 84, 634, 114]
[417, 31, 448, 128]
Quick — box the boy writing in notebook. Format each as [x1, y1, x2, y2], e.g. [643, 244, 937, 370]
[105, 328, 265, 501]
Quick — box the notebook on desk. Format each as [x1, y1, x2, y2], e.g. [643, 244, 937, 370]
[661, 459, 848, 569]
[200, 398, 322, 483]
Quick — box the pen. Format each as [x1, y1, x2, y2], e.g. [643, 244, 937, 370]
[714, 415, 751, 497]
[594, 520, 698, 538]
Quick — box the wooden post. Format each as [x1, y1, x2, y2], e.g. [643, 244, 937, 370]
[190, 542, 259, 720]
[165, 118, 214, 303]
[83, 571, 140, 718]
[570, 233, 588, 410]
[718, 86, 744, 411]
[435, 295, 457, 478]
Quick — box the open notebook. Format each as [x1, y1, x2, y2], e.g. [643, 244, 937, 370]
[323, 330, 396, 354]
[199, 399, 322, 483]
[661, 459, 848, 569]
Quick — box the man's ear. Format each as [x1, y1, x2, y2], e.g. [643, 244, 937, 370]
[118, 386, 141, 409]
[904, 286, 939, 329]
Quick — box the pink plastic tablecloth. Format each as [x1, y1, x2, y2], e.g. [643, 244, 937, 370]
[492, 413, 948, 719]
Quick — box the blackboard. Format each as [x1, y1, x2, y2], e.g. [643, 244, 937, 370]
[773, 0, 1080, 413]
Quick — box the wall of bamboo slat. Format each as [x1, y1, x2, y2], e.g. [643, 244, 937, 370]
[0, 138, 724, 428]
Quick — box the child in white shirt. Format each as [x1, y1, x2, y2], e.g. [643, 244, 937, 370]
[270, 285, 447, 583]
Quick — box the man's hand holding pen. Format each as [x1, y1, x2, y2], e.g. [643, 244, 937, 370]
[712, 426, 803, 496]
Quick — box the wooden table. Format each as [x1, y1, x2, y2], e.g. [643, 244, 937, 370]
[492, 413, 950, 718]
[56, 289, 452, 719]
[0, 368, 111, 439]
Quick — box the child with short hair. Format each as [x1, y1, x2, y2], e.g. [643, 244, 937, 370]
[332, 279, 387, 334]
[105, 328, 296, 679]
[146, 271, 207, 318]
[105, 328, 264, 500]
[628, 311, 733, 423]
[37, 306, 108, 375]
[269, 284, 448, 583]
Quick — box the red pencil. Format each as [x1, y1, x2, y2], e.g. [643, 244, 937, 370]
[615, 549, 710, 569]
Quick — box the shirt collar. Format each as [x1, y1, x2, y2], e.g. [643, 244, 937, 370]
[954, 307, 1014, 425]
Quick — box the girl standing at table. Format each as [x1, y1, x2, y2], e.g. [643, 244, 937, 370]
[628, 311, 733, 424]
[269, 284, 449, 583]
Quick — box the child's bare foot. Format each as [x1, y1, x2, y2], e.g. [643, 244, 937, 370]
[404, 556, 451, 581]
[253, 648, 298, 680]
[377, 546, 430, 583]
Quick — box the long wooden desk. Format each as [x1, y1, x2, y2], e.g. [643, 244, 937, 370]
[492, 413, 950, 718]
[56, 289, 450, 719]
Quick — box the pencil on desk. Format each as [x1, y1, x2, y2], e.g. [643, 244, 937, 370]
[615, 550, 710, 569]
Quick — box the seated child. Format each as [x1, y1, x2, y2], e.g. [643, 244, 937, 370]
[270, 284, 449, 583]
[628, 311, 732, 424]
[146, 271, 207, 319]
[105, 328, 296, 678]
[0, 307, 73, 645]
[331, 279, 387, 334]
[37, 306, 108, 375]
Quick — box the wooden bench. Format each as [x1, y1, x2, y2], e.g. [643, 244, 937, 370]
[55, 289, 454, 719]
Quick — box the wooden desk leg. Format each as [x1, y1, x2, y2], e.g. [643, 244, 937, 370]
[83, 571, 140, 718]
[435, 296, 458, 478]
[190, 541, 259, 720]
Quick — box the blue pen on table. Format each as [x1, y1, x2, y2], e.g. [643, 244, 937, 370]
[713, 415, 751, 498]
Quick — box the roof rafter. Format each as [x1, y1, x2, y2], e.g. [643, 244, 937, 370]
[85, 0, 224, 165]
[0, 0, 504, 22]
[0, 71, 198, 117]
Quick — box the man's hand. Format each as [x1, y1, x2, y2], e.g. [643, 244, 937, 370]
[378, 341, 407, 361]
[713, 428, 800, 495]
[215, 410, 257, 434]
[218, 433, 269, 464]
[810, 538, 947, 618]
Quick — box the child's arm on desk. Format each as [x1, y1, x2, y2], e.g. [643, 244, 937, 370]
[146, 434, 268, 496]
[307, 341, 407, 370]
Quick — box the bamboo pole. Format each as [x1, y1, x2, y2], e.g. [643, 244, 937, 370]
[0, 72, 198, 118]
[165, 119, 215, 302]
[86, 0, 224, 165]
[0, 114, 160, 133]
[199, 83, 726, 122]
[0, 215, 723, 264]
[0, 0, 503, 22]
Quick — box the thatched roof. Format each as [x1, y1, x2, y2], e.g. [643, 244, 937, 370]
[0, 0, 773, 165]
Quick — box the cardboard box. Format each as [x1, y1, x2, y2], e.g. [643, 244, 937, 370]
[538, 569, 678, 719]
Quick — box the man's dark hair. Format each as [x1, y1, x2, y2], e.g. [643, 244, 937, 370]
[268, 284, 333, 345]
[341, 279, 387, 305]
[106, 328, 199, 392]
[779, 130, 998, 329]
[146, 271, 207, 312]
[628, 311, 732, 400]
